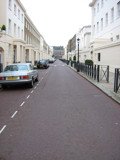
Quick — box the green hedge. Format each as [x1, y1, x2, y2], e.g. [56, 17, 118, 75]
[85, 59, 93, 65]
[73, 56, 76, 61]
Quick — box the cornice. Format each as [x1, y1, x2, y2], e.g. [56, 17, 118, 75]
[16, 0, 26, 12]
[94, 41, 120, 51]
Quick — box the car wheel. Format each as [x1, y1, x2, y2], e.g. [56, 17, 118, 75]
[35, 75, 39, 82]
[29, 78, 34, 88]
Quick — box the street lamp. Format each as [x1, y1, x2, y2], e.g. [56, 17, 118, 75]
[77, 38, 80, 72]
[67, 49, 68, 65]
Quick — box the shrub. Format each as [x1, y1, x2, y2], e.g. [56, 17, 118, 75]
[73, 55, 76, 61]
[1, 25, 6, 31]
[85, 59, 93, 65]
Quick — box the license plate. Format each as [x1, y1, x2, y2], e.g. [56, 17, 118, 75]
[7, 77, 18, 80]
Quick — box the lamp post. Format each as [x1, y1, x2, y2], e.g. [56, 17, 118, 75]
[67, 49, 68, 65]
[77, 38, 80, 72]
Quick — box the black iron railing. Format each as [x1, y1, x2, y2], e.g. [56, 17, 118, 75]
[0, 63, 3, 73]
[114, 68, 120, 93]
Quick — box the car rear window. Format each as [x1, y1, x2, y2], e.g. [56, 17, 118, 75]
[40, 60, 45, 64]
[4, 65, 28, 71]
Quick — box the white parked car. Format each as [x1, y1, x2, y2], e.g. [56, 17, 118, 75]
[0, 63, 39, 89]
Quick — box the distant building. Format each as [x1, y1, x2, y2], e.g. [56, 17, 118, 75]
[77, 25, 91, 63]
[53, 46, 64, 59]
[66, 26, 91, 62]
[67, 34, 76, 60]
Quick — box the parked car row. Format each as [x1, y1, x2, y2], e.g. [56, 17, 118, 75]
[37, 58, 56, 69]
[49, 58, 56, 63]
[37, 60, 49, 69]
[0, 59, 56, 89]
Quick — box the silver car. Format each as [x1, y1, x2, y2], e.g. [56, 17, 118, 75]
[0, 63, 39, 89]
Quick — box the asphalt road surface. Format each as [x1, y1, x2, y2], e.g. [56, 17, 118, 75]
[0, 60, 120, 160]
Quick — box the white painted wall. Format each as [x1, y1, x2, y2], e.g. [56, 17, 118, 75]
[7, 0, 25, 39]
[91, 0, 120, 42]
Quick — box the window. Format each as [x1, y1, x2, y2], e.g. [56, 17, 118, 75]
[21, 14, 23, 22]
[94, 25, 95, 35]
[94, 8, 96, 16]
[26, 21, 27, 28]
[105, 13, 108, 26]
[101, 18, 103, 30]
[14, 4, 16, 15]
[14, 23, 16, 37]
[8, 44, 11, 58]
[97, 3, 99, 12]
[110, 37, 113, 41]
[25, 32, 27, 41]
[21, 29, 23, 39]
[18, 9, 20, 19]
[97, 22, 99, 32]
[116, 35, 119, 40]
[18, 27, 20, 38]
[117, 1, 120, 17]
[8, 19, 11, 35]
[111, 7, 114, 22]
[8, 0, 12, 10]
[98, 53, 101, 61]
[101, 0, 104, 8]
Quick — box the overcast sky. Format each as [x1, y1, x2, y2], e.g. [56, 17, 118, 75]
[20, 0, 92, 47]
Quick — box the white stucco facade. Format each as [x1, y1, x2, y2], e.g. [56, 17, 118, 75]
[90, 0, 120, 41]
[89, 0, 120, 72]
[0, 0, 51, 69]
[0, 0, 26, 68]
[76, 26, 92, 63]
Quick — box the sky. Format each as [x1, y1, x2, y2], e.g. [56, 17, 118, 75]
[20, 0, 92, 47]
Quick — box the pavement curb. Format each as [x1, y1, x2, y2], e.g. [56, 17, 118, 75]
[68, 65, 120, 104]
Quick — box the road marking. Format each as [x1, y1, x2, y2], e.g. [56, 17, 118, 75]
[31, 90, 34, 93]
[39, 77, 44, 84]
[11, 111, 18, 119]
[26, 95, 30, 99]
[0, 125, 7, 135]
[37, 84, 39, 86]
[20, 101, 25, 107]
[34, 87, 36, 89]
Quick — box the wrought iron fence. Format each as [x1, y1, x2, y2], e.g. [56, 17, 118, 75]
[114, 68, 120, 93]
[60, 59, 109, 83]
[0, 63, 3, 73]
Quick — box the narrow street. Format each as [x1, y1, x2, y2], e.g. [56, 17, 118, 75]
[0, 60, 120, 160]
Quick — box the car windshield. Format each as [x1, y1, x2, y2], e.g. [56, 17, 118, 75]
[4, 65, 28, 71]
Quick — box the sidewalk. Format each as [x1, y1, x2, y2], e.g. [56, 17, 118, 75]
[69, 65, 120, 104]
